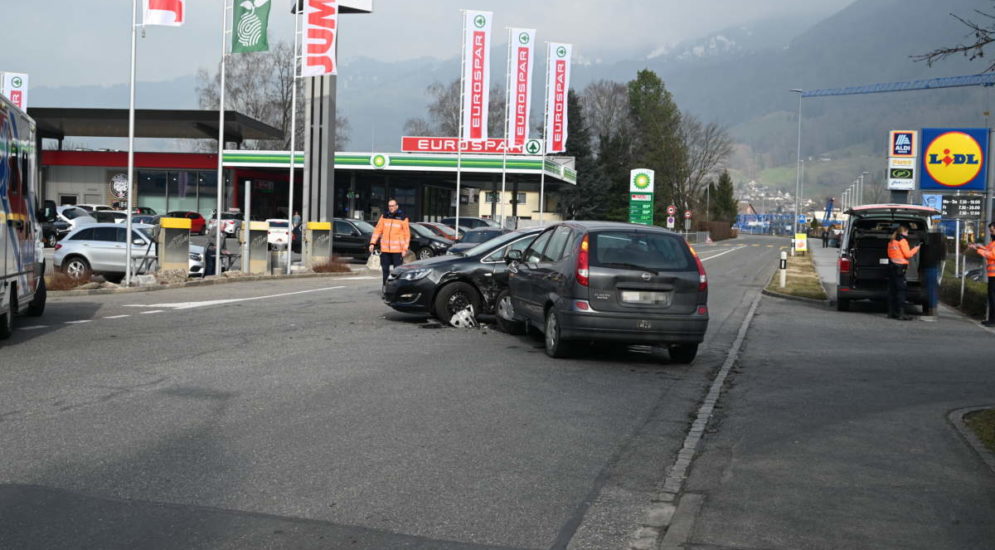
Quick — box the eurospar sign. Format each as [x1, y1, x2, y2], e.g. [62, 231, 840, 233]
[919, 128, 988, 191]
[401, 136, 543, 155]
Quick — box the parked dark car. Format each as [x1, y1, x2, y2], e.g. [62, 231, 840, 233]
[440, 216, 499, 230]
[506, 221, 709, 363]
[836, 204, 938, 312]
[384, 227, 542, 321]
[448, 227, 509, 255]
[290, 218, 375, 257]
[39, 200, 69, 247]
[414, 221, 461, 241]
[409, 223, 453, 259]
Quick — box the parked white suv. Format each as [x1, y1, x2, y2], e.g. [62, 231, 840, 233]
[54, 223, 205, 281]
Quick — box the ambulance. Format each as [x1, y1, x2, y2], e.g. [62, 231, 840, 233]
[1, 92, 46, 339]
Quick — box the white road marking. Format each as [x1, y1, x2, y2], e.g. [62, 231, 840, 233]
[18, 325, 47, 330]
[700, 246, 746, 262]
[123, 285, 347, 311]
[140, 310, 164, 314]
[103, 315, 131, 319]
[335, 276, 379, 280]
[64, 320, 92, 325]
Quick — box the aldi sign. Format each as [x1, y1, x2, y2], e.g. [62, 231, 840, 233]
[919, 128, 988, 191]
[889, 130, 917, 158]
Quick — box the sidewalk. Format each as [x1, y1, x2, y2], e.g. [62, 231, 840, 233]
[665, 245, 995, 549]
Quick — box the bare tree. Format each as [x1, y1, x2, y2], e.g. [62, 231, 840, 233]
[580, 80, 630, 151]
[679, 113, 733, 212]
[404, 79, 506, 137]
[913, 6, 995, 71]
[196, 41, 350, 151]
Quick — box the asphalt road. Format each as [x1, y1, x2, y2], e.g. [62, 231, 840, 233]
[1, 235, 784, 549]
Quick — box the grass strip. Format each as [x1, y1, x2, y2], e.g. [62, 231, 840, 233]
[766, 252, 827, 301]
[965, 409, 995, 454]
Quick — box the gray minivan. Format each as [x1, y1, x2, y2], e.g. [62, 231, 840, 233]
[505, 221, 709, 363]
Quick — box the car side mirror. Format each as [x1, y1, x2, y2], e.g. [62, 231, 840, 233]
[133, 239, 145, 246]
[505, 249, 523, 265]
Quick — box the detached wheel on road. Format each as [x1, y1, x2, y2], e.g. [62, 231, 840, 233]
[417, 247, 434, 260]
[668, 343, 698, 364]
[495, 289, 525, 335]
[544, 308, 569, 358]
[63, 256, 92, 281]
[434, 281, 481, 324]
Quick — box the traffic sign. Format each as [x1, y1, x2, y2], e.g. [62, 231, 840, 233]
[666, 205, 676, 216]
[666, 216, 676, 229]
[684, 219, 691, 231]
[683, 210, 692, 219]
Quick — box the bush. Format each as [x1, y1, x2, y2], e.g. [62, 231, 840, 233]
[940, 260, 988, 319]
[313, 256, 351, 273]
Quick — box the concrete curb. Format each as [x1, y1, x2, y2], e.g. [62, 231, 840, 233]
[948, 406, 995, 476]
[761, 287, 830, 307]
[49, 269, 378, 297]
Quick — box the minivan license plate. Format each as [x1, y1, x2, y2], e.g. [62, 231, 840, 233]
[620, 290, 670, 305]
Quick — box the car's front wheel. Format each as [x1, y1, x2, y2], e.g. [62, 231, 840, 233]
[668, 343, 698, 364]
[0, 287, 13, 339]
[434, 281, 481, 324]
[495, 289, 525, 335]
[544, 307, 569, 358]
[417, 247, 434, 260]
[26, 277, 46, 317]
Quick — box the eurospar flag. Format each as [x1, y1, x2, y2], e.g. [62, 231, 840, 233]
[505, 28, 535, 148]
[144, 0, 185, 26]
[461, 10, 492, 141]
[544, 43, 572, 154]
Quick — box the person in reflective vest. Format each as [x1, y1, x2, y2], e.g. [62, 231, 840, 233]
[969, 222, 995, 327]
[886, 223, 921, 321]
[369, 199, 410, 286]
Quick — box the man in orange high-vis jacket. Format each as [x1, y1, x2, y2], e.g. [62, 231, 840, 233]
[969, 222, 995, 327]
[369, 199, 410, 286]
[886, 223, 921, 321]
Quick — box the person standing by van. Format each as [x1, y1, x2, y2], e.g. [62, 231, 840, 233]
[969, 222, 995, 327]
[369, 199, 410, 287]
[887, 223, 921, 320]
[919, 230, 946, 319]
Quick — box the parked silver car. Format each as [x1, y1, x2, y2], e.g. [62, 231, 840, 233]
[56, 205, 97, 231]
[54, 223, 204, 281]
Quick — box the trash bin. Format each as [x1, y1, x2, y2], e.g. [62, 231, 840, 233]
[270, 248, 288, 275]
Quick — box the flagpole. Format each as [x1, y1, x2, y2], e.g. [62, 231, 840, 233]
[455, 10, 467, 232]
[500, 27, 513, 229]
[286, 9, 301, 275]
[215, 0, 230, 275]
[539, 42, 551, 227]
[125, 0, 138, 287]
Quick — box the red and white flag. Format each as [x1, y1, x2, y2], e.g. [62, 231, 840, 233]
[505, 28, 535, 149]
[144, 0, 185, 26]
[302, 0, 338, 77]
[544, 43, 572, 154]
[461, 10, 492, 141]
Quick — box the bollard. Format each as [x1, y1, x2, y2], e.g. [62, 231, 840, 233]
[779, 250, 788, 288]
[307, 221, 332, 268]
[242, 221, 270, 274]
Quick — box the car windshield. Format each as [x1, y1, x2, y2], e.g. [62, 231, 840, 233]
[410, 224, 435, 238]
[134, 227, 153, 241]
[430, 224, 457, 237]
[590, 231, 694, 271]
[352, 220, 375, 233]
[462, 230, 533, 257]
[462, 229, 503, 244]
[61, 208, 88, 220]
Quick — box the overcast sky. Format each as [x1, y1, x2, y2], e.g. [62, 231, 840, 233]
[1, 0, 855, 89]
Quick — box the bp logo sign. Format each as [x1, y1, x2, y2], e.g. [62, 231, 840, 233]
[519, 32, 530, 45]
[556, 46, 567, 58]
[370, 154, 389, 169]
[919, 128, 988, 191]
[629, 168, 655, 193]
[474, 15, 486, 28]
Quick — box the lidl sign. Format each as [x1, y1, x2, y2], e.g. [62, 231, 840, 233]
[919, 128, 988, 191]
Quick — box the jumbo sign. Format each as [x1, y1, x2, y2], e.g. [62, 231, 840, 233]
[919, 128, 988, 191]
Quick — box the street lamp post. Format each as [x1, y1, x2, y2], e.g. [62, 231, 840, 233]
[791, 89, 804, 237]
[859, 171, 869, 205]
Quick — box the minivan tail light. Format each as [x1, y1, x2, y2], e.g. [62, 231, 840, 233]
[576, 234, 590, 286]
[838, 256, 851, 274]
[692, 250, 707, 291]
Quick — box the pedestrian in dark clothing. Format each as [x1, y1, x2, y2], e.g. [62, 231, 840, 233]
[821, 228, 829, 248]
[919, 231, 946, 317]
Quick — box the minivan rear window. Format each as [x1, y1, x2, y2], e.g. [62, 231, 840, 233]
[590, 232, 694, 271]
